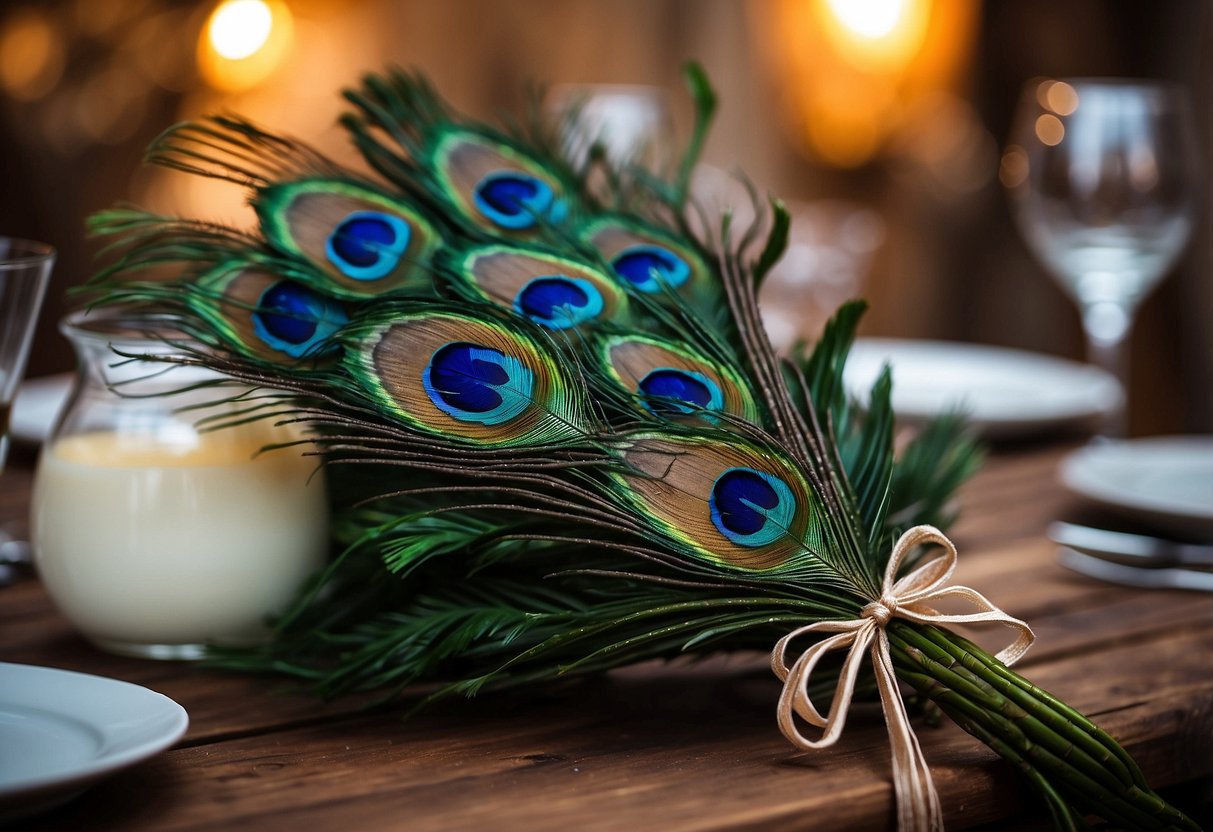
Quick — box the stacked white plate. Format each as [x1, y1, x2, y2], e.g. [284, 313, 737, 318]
[843, 338, 1123, 440]
[1060, 436, 1213, 538]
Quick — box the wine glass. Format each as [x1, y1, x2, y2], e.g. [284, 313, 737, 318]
[0, 238, 53, 584]
[0, 237, 55, 471]
[545, 83, 673, 171]
[1003, 79, 1199, 437]
[758, 200, 885, 352]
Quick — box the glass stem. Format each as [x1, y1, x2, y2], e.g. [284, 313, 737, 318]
[1080, 298, 1133, 439]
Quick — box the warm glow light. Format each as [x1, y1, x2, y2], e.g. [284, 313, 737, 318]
[208, 0, 273, 60]
[198, 0, 293, 91]
[0, 10, 65, 101]
[74, 65, 146, 145]
[1037, 80, 1079, 116]
[826, 0, 910, 39]
[1035, 113, 1065, 146]
[819, 0, 931, 71]
[756, 0, 977, 169]
[1034, 81, 1052, 111]
[1046, 81, 1079, 116]
[126, 11, 193, 91]
[999, 145, 1029, 189]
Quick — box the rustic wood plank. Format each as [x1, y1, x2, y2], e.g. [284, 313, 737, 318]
[4, 444, 1212, 831]
[13, 626, 1211, 832]
[0, 586, 385, 745]
[949, 443, 1081, 549]
[942, 535, 1213, 665]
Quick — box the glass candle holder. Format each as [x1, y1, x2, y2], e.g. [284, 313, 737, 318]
[31, 311, 329, 659]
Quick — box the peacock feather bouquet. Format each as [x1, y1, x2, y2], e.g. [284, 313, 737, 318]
[85, 65, 1194, 831]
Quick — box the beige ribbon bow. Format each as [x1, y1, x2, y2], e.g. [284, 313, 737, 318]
[770, 525, 1035, 832]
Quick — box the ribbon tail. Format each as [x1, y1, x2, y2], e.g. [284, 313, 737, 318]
[872, 630, 945, 832]
[777, 629, 866, 747]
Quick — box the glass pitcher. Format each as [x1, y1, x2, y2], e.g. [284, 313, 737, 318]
[31, 311, 329, 659]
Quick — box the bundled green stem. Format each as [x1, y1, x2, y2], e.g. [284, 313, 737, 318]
[889, 622, 1199, 831]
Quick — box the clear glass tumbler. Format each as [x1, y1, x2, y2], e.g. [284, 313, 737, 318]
[0, 238, 55, 470]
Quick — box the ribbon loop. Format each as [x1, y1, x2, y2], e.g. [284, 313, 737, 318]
[771, 525, 1035, 832]
[862, 599, 896, 626]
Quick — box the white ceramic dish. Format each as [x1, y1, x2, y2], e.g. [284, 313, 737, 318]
[10, 373, 72, 444]
[1059, 436, 1213, 538]
[0, 663, 188, 821]
[843, 338, 1122, 439]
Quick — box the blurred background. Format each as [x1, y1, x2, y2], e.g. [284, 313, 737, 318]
[1, 0, 1209, 436]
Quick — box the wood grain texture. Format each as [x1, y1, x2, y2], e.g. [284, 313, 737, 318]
[3, 444, 1211, 831]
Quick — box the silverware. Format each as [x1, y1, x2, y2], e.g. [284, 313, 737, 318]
[1058, 547, 1213, 592]
[1048, 521, 1213, 567]
[0, 533, 32, 588]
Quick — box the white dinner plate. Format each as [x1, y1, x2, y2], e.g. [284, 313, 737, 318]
[10, 373, 72, 444]
[843, 338, 1122, 439]
[1059, 436, 1213, 538]
[0, 663, 188, 821]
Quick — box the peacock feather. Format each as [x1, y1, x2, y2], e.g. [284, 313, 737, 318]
[439, 243, 628, 331]
[192, 263, 349, 362]
[256, 178, 443, 297]
[83, 64, 1195, 832]
[341, 71, 577, 238]
[611, 432, 822, 573]
[341, 304, 587, 447]
[597, 332, 759, 423]
[579, 214, 719, 312]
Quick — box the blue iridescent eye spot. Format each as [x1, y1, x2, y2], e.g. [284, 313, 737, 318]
[638, 368, 724, 416]
[252, 280, 348, 358]
[325, 211, 411, 281]
[709, 467, 797, 548]
[473, 172, 561, 230]
[423, 341, 535, 425]
[611, 245, 691, 293]
[514, 276, 605, 330]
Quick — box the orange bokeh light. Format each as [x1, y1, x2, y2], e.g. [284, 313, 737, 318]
[755, 0, 978, 168]
[197, 0, 294, 91]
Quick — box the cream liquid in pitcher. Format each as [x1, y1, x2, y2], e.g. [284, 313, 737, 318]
[32, 423, 328, 653]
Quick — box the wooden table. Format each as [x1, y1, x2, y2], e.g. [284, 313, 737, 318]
[3, 443, 1212, 830]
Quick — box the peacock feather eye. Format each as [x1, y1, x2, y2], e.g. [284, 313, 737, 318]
[429, 129, 570, 236]
[252, 280, 349, 358]
[446, 244, 626, 331]
[325, 211, 411, 281]
[709, 467, 797, 548]
[346, 309, 585, 447]
[638, 368, 723, 415]
[515, 276, 605, 330]
[473, 172, 567, 230]
[611, 245, 691, 293]
[578, 216, 722, 313]
[616, 435, 816, 570]
[256, 179, 441, 298]
[599, 334, 759, 423]
[187, 264, 347, 364]
[422, 341, 534, 426]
